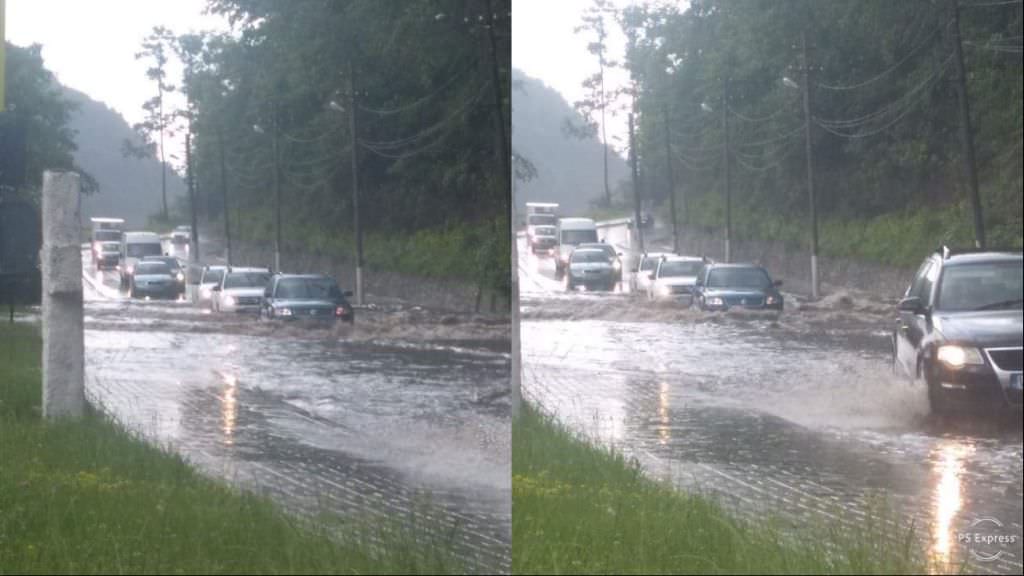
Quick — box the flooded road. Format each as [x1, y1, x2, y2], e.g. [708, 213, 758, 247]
[81, 245, 511, 573]
[519, 227, 1022, 575]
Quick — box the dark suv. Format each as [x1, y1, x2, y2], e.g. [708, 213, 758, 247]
[261, 274, 355, 323]
[893, 248, 1022, 415]
[692, 263, 784, 311]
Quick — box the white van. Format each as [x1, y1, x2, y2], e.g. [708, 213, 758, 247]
[119, 231, 163, 289]
[555, 217, 598, 278]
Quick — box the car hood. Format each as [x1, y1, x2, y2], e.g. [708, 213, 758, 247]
[271, 299, 340, 309]
[222, 287, 264, 298]
[703, 287, 774, 297]
[134, 274, 174, 282]
[933, 310, 1023, 347]
[570, 262, 612, 271]
[656, 276, 697, 287]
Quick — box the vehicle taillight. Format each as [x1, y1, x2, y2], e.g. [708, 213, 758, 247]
[335, 306, 348, 317]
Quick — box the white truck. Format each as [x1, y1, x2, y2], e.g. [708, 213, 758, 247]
[525, 202, 559, 254]
[119, 231, 163, 289]
[90, 217, 124, 270]
[554, 217, 598, 279]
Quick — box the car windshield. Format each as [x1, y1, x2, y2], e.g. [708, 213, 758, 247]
[659, 261, 703, 277]
[101, 243, 120, 252]
[275, 278, 341, 300]
[127, 242, 162, 258]
[561, 229, 598, 245]
[534, 226, 556, 236]
[529, 214, 557, 226]
[640, 257, 661, 271]
[707, 267, 772, 289]
[224, 272, 271, 289]
[571, 251, 609, 264]
[203, 269, 225, 284]
[146, 257, 179, 270]
[936, 261, 1024, 311]
[135, 262, 170, 275]
[94, 230, 121, 242]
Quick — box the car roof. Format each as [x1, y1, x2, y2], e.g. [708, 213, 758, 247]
[226, 267, 271, 273]
[275, 273, 334, 280]
[934, 251, 1022, 266]
[571, 248, 607, 255]
[123, 231, 160, 240]
[203, 265, 227, 271]
[577, 243, 612, 249]
[705, 262, 766, 269]
[559, 217, 595, 225]
[661, 255, 704, 262]
[142, 255, 177, 261]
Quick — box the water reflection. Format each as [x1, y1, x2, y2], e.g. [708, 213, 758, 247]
[221, 373, 238, 445]
[931, 440, 972, 569]
[658, 381, 670, 445]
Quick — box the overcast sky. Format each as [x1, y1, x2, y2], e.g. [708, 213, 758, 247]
[6, 0, 229, 162]
[513, 0, 645, 156]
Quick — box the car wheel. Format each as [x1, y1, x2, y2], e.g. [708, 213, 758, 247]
[927, 380, 952, 416]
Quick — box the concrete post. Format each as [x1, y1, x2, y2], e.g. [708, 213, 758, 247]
[40, 171, 85, 419]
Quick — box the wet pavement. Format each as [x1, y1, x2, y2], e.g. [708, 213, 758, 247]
[80, 245, 511, 573]
[519, 225, 1022, 575]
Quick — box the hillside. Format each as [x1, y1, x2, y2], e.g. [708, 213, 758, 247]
[511, 69, 629, 216]
[64, 87, 186, 229]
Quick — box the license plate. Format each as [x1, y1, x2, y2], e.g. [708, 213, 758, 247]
[1011, 374, 1022, 391]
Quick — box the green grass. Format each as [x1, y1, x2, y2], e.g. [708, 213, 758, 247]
[513, 404, 934, 575]
[0, 323, 462, 575]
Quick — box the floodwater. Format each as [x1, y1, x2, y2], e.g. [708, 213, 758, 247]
[80, 245, 511, 573]
[520, 226, 1022, 575]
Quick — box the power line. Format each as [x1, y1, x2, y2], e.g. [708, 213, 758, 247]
[358, 80, 490, 150]
[816, 19, 949, 91]
[727, 102, 792, 123]
[358, 56, 479, 116]
[736, 122, 807, 148]
[815, 53, 953, 129]
[962, 0, 1022, 6]
[733, 142, 802, 172]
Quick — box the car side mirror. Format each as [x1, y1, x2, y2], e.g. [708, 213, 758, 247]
[773, 279, 783, 287]
[343, 290, 354, 298]
[898, 296, 925, 314]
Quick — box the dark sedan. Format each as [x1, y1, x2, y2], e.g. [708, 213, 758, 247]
[692, 263, 784, 311]
[142, 255, 186, 295]
[894, 248, 1022, 415]
[261, 274, 355, 323]
[129, 261, 180, 299]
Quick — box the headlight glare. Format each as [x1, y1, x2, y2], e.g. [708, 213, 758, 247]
[707, 297, 724, 306]
[937, 345, 983, 368]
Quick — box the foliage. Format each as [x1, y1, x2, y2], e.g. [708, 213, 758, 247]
[617, 0, 1022, 261]
[155, 0, 510, 290]
[1, 43, 97, 198]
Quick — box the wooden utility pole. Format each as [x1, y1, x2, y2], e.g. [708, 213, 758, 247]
[662, 104, 679, 254]
[347, 60, 364, 305]
[272, 104, 282, 273]
[218, 127, 231, 266]
[629, 112, 644, 252]
[721, 80, 732, 263]
[800, 31, 820, 300]
[185, 129, 200, 262]
[949, 0, 986, 249]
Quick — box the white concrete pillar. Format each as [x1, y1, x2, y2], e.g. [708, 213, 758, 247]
[40, 171, 85, 419]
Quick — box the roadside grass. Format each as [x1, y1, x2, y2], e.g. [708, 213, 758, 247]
[513, 403, 934, 575]
[0, 323, 462, 575]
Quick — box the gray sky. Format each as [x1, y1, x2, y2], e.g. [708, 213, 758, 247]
[6, 0, 229, 164]
[513, 0, 644, 156]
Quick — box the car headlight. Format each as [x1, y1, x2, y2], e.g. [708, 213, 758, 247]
[613, 260, 622, 271]
[126, 265, 134, 275]
[766, 295, 778, 305]
[222, 295, 236, 307]
[937, 345, 984, 369]
[200, 287, 211, 298]
[707, 296, 724, 306]
[658, 284, 672, 297]
[277, 307, 292, 317]
[176, 272, 185, 282]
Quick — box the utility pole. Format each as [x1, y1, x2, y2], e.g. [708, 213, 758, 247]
[484, 0, 517, 415]
[272, 104, 282, 273]
[662, 104, 679, 253]
[629, 112, 644, 252]
[218, 127, 231, 266]
[800, 31, 820, 300]
[185, 129, 200, 262]
[347, 60, 364, 305]
[721, 79, 732, 263]
[949, 0, 986, 249]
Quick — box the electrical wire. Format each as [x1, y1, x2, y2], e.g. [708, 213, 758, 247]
[815, 53, 953, 129]
[816, 20, 949, 91]
[358, 56, 480, 116]
[733, 142, 802, 172]
[358, 81, 490, 150]
[736, 122, 806, 148]
[728, 102, 792, 123]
